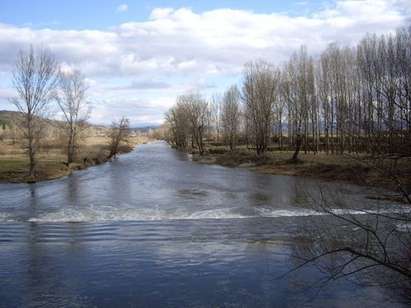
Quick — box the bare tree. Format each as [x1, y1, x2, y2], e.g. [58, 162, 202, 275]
[108, 117, 130, 159]
[180, 94, 210, 155]
[243, 60, 280, 155]
[288, 181, 411, 303]
[56, 70, 90, 164]
[165, 94, 210, 154]
[11, 46, 59, 177]
[279, 149, 411, 302]
[272, 81, 286, 150]
[221, 85, 241, 151]
[210, 93, 222, 143]
[281, 47, 316, 161]
[165, 103, 190, 149]
[163, 27, 411, 160]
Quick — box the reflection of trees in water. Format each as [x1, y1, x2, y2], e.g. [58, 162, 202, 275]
[23, 184, 89, 306]
[23, 221, 90, 306]
[27, 185, 38, 219]
[244, 171, 297, 207]
[67, 175, 80, 206]
[107, 159, 132, 203]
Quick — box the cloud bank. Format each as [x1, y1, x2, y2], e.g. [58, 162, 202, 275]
[116, 4, 129, 13]
[0, 0, 409, 125]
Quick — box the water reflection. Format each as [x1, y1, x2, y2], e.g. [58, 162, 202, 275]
[0, 142, 405, 307]
[0, 142, 385, 224]
[0, 218, 403, 307]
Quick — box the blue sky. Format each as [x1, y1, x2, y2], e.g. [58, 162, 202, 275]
[0, 0, 409, 126]
[0, 1, 327, 29]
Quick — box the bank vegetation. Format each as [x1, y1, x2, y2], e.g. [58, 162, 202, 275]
[162, 27, 411, 300]
[0, 47, 148, 183]
[162, 27, 411, 198]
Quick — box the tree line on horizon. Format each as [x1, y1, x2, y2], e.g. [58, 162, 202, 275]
[164, 27, 411, 161]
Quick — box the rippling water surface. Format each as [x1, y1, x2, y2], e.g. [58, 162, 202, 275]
[0, 142, 405, 307]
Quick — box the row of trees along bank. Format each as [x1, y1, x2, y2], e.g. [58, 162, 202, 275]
[10, 46, 130, 177]
[164, 27, 411, 161]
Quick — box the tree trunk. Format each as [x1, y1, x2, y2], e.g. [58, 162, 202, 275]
[27, 117, 35, 177]
[67, 132, 75, 164]
[291, 133, 302, 161]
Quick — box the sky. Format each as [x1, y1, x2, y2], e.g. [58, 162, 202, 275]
[0, 0, 410, 127]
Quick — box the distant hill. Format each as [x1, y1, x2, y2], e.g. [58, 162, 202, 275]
[131, 126, 160, 133]
[0, 110, 156, 138]
[0, 110, 103, 129]
[0, 110, 110, 139]
[1, 110, 160, 131]
[0, 110, 21, 127]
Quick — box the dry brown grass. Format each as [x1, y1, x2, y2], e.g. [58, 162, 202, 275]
[193, 144, 411, 193]
[0, 134, 151, 183]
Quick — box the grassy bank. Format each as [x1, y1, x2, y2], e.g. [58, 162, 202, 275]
[0, 135, 150, 183]
[191, 145, 411, 194]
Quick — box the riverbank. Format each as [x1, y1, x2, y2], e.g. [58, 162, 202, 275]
[0, 136, 151, 183]
[191, 147, 411, 198]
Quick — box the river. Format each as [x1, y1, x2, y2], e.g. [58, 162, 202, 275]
[0, 142, 406, 307]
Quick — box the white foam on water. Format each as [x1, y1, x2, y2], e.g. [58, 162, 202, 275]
[187, 208, 252, 220]
[27, 207, 252, 223]
[256, 208, 321, 217]
[28, 208, 166, 223]
[256, 207, 411, 218]
[396, 223, 411, 232]
[10, 205, 411, 223]
[0, 212, 14, 222]
[332, 208, 411, 216]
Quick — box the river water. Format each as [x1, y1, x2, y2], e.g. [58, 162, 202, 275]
[0, 142, 406, 307]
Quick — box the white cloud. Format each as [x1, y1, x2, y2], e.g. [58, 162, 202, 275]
[59, 62, 75, 74]
[0, 0, 409, 125]
[0, 1, 408, 77]
[150, 8, 174, 19]
[0, 87, 14, 101]
[116, 4, 128, 13]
